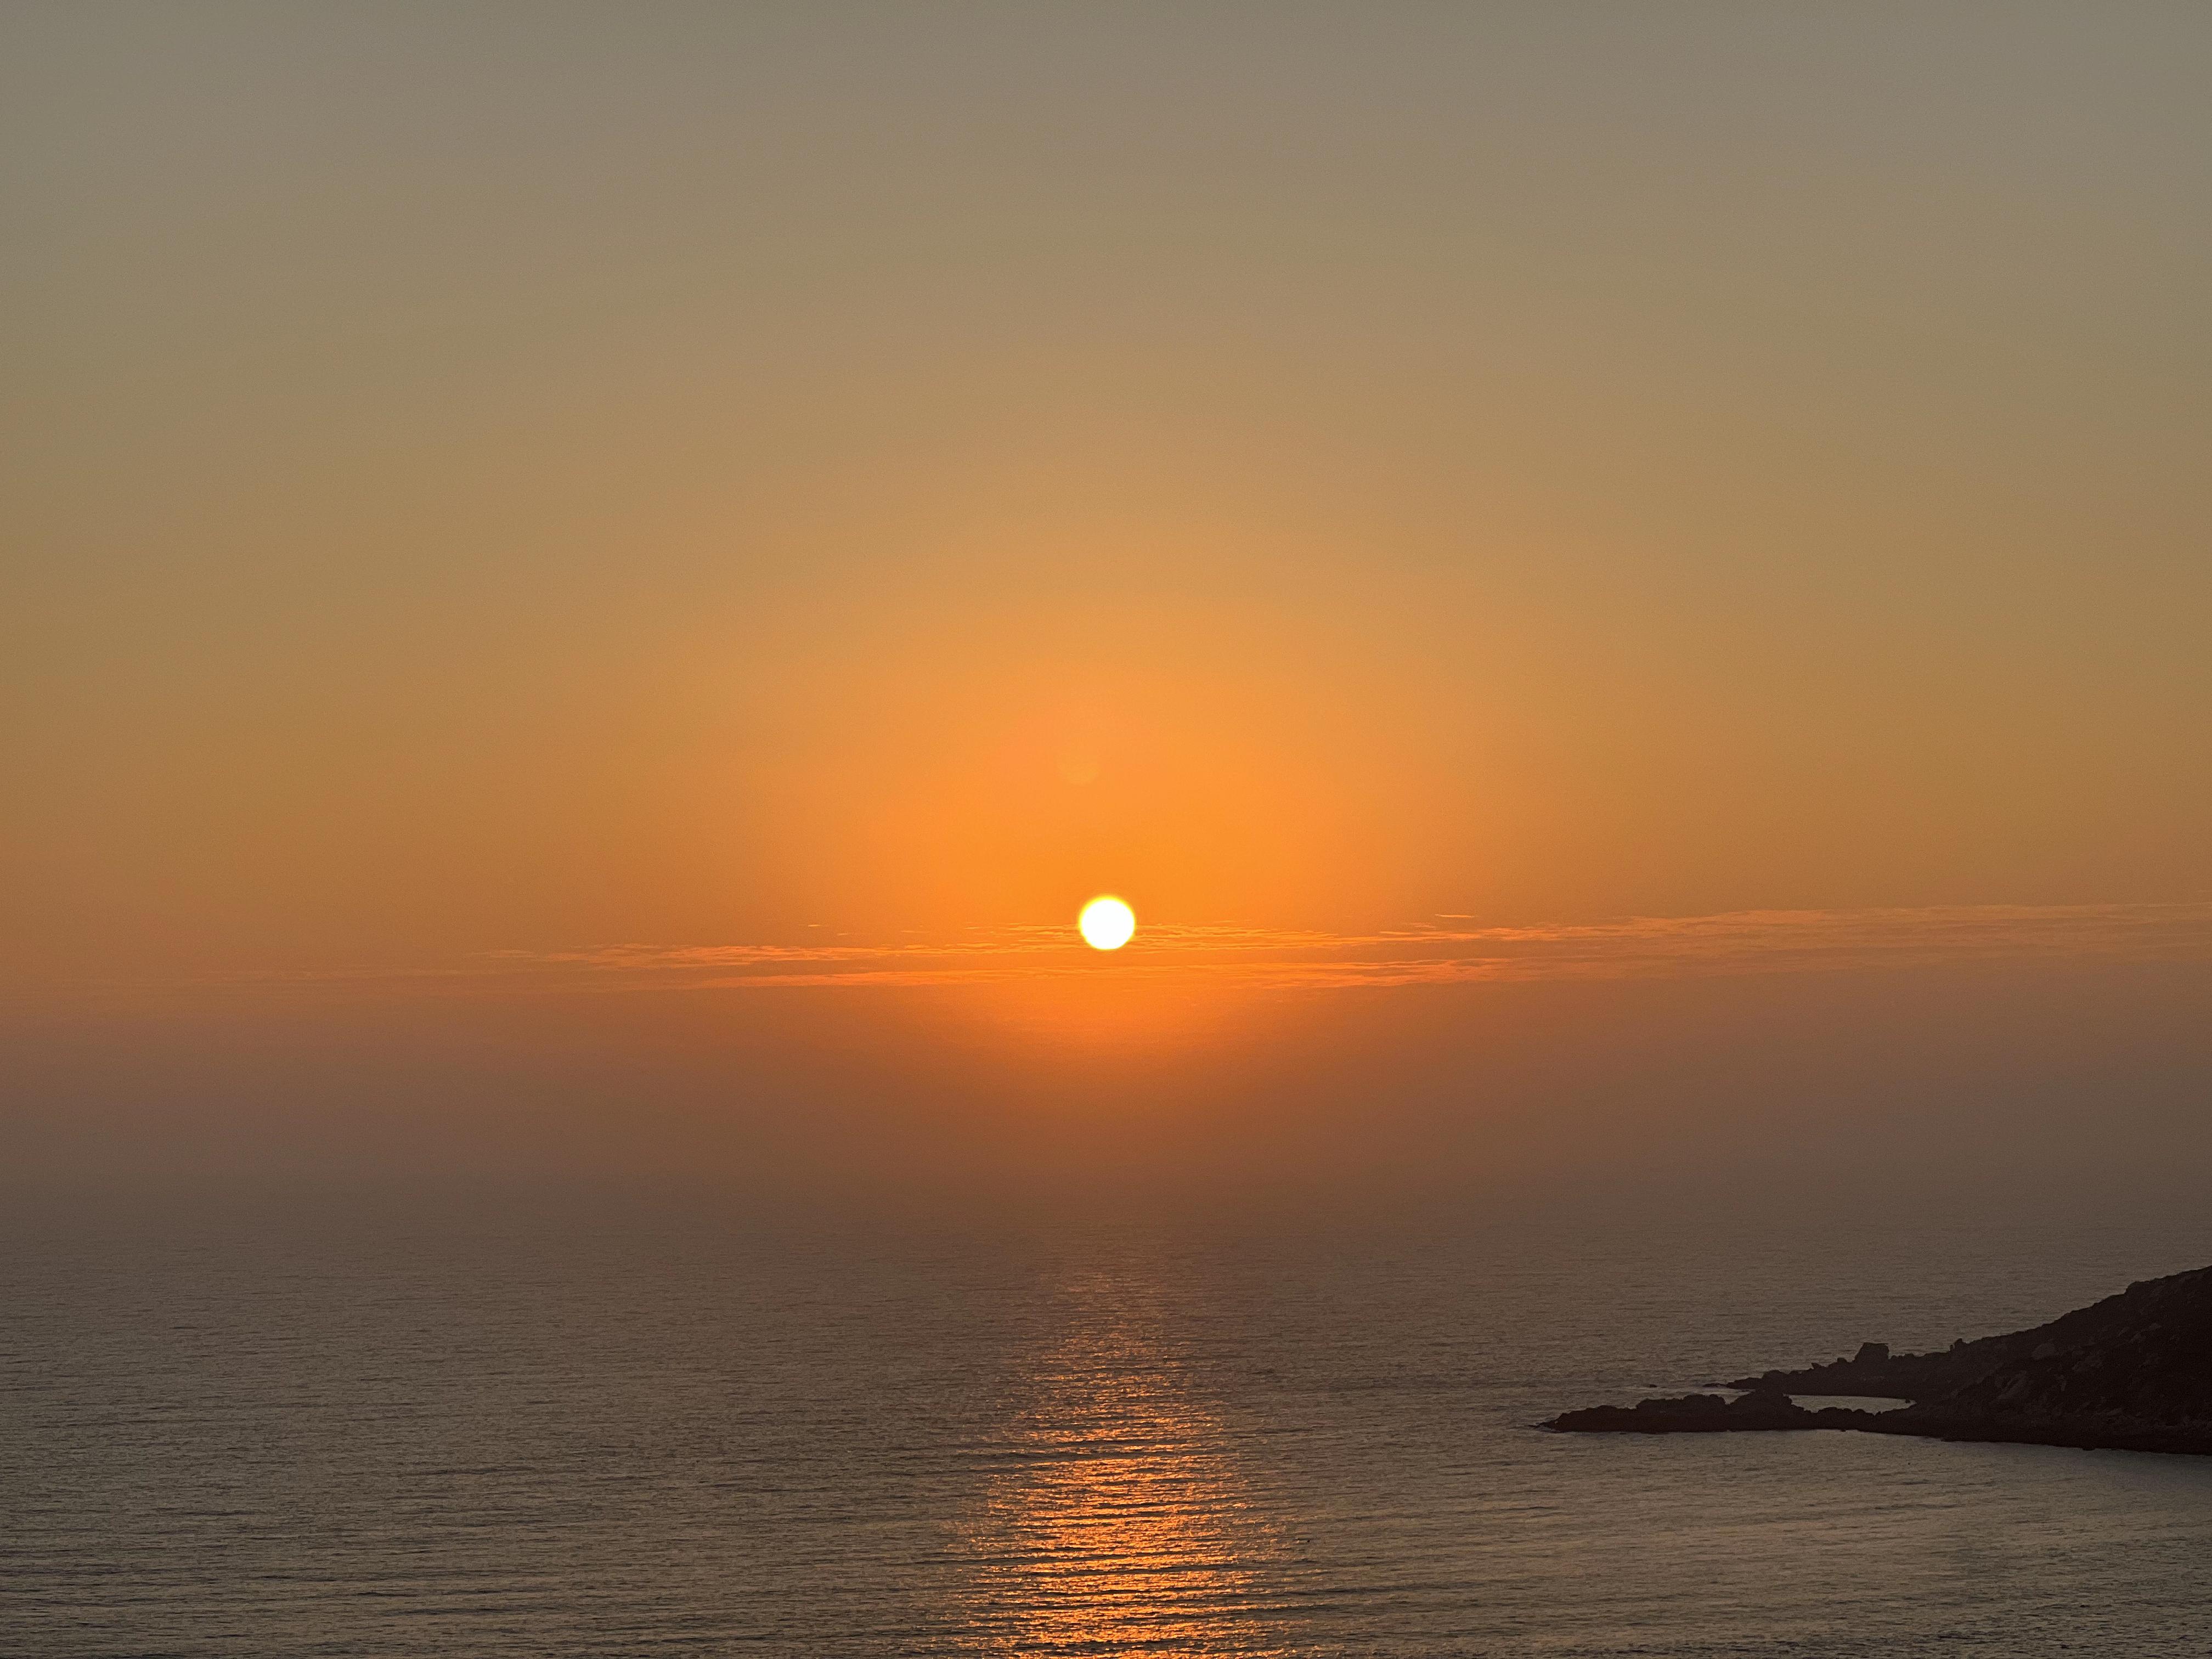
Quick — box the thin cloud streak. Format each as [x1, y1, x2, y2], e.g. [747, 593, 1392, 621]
[453, 902, 2212, 994]
[145, 903, 2212, 1000]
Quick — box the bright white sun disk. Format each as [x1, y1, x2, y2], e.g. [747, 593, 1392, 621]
[1079, 896, 1136, 950]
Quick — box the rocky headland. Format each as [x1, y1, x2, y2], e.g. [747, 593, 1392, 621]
[1546, 1263, 2212, 1455]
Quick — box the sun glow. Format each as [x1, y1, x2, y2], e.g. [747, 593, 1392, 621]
[1079, 896, 1136, 951]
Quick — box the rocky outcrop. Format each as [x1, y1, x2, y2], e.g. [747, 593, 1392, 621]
[1720, 1336, 1985, 1401]
[1545, 1264, 2212, 1456]
[1548, 1388, 1876, 1435]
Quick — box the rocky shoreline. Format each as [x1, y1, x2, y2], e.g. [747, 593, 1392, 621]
[1545, 1263, 2212, 1456]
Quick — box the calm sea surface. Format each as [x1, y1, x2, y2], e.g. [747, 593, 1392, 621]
[7, 1203, 2212, 1656]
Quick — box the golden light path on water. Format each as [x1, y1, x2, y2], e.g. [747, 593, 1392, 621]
[946, 1271, 1306, 1655]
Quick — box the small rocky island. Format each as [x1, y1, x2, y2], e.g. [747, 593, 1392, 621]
[1547, 1263, 2212, 1455]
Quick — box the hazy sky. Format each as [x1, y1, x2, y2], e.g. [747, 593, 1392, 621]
[5, 3, 2208, 1216]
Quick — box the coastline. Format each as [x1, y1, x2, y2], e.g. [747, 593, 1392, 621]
[1546, 1263, 2212, 1457]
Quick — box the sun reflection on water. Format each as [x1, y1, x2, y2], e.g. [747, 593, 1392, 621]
[949, 1272, 1308, 1656]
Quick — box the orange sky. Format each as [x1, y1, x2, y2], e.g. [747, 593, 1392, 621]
[4, 4, 2208, 1218]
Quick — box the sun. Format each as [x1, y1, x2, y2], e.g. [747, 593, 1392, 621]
[1078, 895, 1136, 951]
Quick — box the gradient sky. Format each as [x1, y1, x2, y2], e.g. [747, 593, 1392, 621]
[5, 3, 2208, 1217]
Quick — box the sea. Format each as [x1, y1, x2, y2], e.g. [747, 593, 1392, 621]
[6, 1199, 2211, 1657]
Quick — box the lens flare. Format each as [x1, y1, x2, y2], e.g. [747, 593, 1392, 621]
[1078, 896, 1136, 951]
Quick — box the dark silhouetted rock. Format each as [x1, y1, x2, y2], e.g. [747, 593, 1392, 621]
[1543, 1264, 2212, 1456]
[1549, 1388, 1877, 1436]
